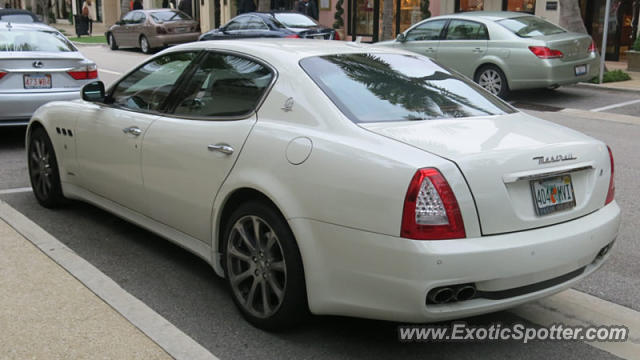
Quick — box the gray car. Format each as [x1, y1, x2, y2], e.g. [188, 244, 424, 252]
[376, 11, 599, 97]
[0, 22, 97, 126]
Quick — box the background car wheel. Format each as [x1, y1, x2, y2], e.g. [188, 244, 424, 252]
[28, 127, 66, 208]
[475, 65, 509, 98]
[108, 33, 118, 50]
[139, 35, 151, 54]
[223, 201, 308, 331]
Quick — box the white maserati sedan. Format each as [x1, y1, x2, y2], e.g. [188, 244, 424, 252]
[26, 39, 620, 331]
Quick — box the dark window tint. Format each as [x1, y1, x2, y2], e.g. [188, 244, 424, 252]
[245, 16, 268, 30]
[132, 12, 146, 23]
[497, 16, 565, 37]
[0, 14, 36, 22]
[121, 11, 135, 21]
[111, 52, 197, 112]
[445, 20, 488, 40]
[300, 53, 514, 123]
[172, 53, 273, 118]
[405, 20, 446, 41]
[0, 30, 75, 52]
[226, 17, 249, 30]
[150, 10, 191, 22]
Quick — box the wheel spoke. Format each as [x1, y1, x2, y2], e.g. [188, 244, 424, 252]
[245, 277, 259, 307]
[267, 276, 283, 301]
[270, 260, 285, 272]
[231, 268, 253, 285]
[251, 216, 262, 249]
[228, 245, 252, 264]
[260, 279, 271, 315]
[234, 223, 255, 253]
[265, 232, 276, 252]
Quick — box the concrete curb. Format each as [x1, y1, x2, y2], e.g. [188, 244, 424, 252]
[576, 82, 640, 94]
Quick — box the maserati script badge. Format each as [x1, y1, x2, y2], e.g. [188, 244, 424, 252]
[532, 154, 577, 165]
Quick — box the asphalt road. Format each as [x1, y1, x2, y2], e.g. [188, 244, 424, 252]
[1, 45, 638, 359]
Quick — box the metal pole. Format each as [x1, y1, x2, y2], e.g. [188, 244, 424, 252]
[599, 0, 612, 84]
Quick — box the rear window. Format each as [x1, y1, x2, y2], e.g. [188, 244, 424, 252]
[274, 13, 317, 28]
[150, 10, 191, 22]
[0, 14, 36, 23]
[300, 53, 514, 123]
[0, 29, 75, 52]
[497, 16, 565, 37]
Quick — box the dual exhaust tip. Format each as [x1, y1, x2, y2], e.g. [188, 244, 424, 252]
[427, 284, 476, 305]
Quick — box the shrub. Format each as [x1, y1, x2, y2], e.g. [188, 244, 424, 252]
[333, 0, 344, 29]
[589, 69, 632, 83]
[632, 36, 640, 51]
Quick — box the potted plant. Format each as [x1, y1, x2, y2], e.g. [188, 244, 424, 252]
[333, 0, 345, 40]
[628, 35, 640, 72]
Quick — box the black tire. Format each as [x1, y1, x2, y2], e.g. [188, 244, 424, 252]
[474, 65, 510, 98]
[139, 35, 152, 54]
[108, 33, 118, 50]
[222, 201, 308, 331]
[28, 127, 66, 208]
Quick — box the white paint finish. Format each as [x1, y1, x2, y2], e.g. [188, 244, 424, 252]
[511, 289, 640, 360]
[285, 137, 313, 165]
[98, 68, 123, 75]
[0, 200, 218, 360]
[591, 99, 640, 112]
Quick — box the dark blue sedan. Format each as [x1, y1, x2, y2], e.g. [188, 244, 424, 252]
[199, 12, 338, 41]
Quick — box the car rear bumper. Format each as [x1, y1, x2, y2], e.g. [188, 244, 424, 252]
[149, 33, 200, 48]
[0, 90, 80, 125]
[509, 55, 599, 90]
[291, 201, 620, 323]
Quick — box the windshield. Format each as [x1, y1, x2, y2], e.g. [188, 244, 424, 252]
[0, 14, 36, 23]
[300, 53, 515, 123]
[150, 10, 191, 22]
[0, 29, 75, 52]
[497, 16, 565, 37]
[274, 13, 317, 28]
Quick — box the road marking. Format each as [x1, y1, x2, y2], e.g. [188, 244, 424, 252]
[99, 68, 122, 75]
[0, 200, 219, 360]
[511, 289, 640, 360]
[591, 99, 640, 112]
[0, 187, 32, 195]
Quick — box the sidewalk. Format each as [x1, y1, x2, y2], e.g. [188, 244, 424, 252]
[579, 61, 640, 92]
[0, 218, 172, 360]
[52, 21, 108, 37]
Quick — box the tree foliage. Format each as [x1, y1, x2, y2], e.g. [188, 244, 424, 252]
[333, 0, 344, 29]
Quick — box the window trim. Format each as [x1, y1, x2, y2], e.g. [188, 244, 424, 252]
[404, 19, 449, 42]
[441, 19, 490, 41]
[162, 49, 279, 122]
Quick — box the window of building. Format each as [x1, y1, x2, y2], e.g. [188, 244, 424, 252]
[502, 0, 536, 13]
[455, 0, 484, 12]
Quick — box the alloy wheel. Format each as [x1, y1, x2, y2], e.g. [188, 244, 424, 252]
[29, 138, 53, 200]
[140, 36, 149, 53]
[226, 215, 287, 319]
[478, 69, 503, 96]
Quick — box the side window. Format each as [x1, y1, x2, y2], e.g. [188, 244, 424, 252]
[134, 12, 146, 24]
[444, 20, 488, 40]
[405, 20, 447, 41]
[226, 17, 248, 31]
[245, 16, 268, 30]
[121, 12, 134, 23]
[111, 52, 198, 112]
[172, 53, 274, 118]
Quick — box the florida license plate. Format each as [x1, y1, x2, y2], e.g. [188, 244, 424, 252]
[575, 64, 587, 76]
[530, 175, 576, 216]
[24, 74, 52, 89]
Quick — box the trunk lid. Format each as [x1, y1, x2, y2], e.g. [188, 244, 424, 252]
[0, 52, 90, 92]
[534, 32, 593, 61]
[361, 112, 611, 235]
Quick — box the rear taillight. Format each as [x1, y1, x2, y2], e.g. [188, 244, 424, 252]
[401, 168, 466, 240]
[588, 40, 597, 53]
[605, 145, 615, 205]
[67, 64, 98, 80]
[0, 71, 6, 80]
[528, 46, 564, 59]
[156, 26, 167, 34]
[285, 34, 300, 38]
[333, 31, 340, 40]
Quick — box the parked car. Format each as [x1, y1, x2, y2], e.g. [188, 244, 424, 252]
[27, 39, 619, 330]
[0, 22, 97, 126]
[376, 11, 598, 98]
[106, 9, 200, 54]
[199, 11, 338, 41]
[0, 9, 41, 23]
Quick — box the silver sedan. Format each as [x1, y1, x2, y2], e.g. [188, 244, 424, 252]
[377, 11, 599, 98]
[0, 22, 97, 126]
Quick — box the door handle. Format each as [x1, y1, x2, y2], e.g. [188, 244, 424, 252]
[472, 48, 483, 53]
[208, 143, 234, 155]
[122, 126, 142, 136]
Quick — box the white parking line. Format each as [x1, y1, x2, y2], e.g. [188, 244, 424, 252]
[0, 200, 219, 360]
[511, 289, 640, 360]
[0, 187, 32, 195]
[99, 69, 123, 75]
[591, 99, 640, 112]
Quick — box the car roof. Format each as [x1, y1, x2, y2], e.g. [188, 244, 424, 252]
[431, 11, 531, 22]
[0, 21, 57, 31]
[169, 38, 417, 67]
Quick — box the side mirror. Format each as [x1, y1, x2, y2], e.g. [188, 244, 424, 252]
[82, 81, 106, 102]
[396, 33, 406, 42]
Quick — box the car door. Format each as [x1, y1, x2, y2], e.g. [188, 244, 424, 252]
[112, 11, 134, 46]
[436, 19, 489, 78]
[141, 51, 275, 243]
[396, 19, 447, 58]
[74, 51, 200, 214]
[129, 11, 147, 46]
